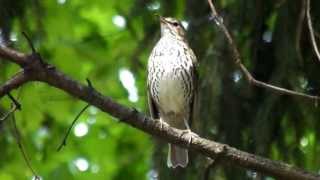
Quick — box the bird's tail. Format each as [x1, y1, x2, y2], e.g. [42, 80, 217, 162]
[167, 143, 188, 168]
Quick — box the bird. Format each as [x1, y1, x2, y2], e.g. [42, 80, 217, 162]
[147, 16, 198, 168]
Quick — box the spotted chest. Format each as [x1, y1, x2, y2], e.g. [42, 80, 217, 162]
[148, 36, 195, 114]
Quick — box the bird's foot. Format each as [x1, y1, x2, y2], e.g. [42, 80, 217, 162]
[159, 118, 169, 131]
[181, 129, 199, 146]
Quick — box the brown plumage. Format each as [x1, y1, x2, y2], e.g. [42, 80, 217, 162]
[147, 16, 198, 168]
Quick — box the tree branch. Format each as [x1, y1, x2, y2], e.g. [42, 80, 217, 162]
[0, 93, 20, 121]
[207, 0, 320, 102]
[0, 70, 31, 97]
[0, 45, 28, 67]
[306, 0, 320, 63]
[0, 45, 319, 179]
[0, 92, 40, 179]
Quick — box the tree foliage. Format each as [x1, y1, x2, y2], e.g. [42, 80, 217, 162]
[0, 0, 320, 179]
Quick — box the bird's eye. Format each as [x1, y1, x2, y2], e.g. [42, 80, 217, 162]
[172, 22, 179, 27]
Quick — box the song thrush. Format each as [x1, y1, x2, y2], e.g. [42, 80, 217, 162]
[147, 16, 198, 168]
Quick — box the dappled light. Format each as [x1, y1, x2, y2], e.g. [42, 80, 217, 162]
[1, 0, 320, 180]
[74, 157, 90, 172]
[119, 68, 139, 103]
[112, 15, 127, 29]
[73, 122, 89, 137]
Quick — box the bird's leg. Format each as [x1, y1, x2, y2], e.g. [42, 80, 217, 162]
[159, 117, 169, 131]
[181, 119, 199, 145]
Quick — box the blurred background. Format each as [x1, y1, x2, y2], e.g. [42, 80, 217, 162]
[1, 0, 320, 179]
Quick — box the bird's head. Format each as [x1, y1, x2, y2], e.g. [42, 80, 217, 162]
[159, 16, 186, 40]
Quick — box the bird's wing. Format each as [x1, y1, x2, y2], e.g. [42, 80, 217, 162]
[147, 83, 159, 119]
[189, 50, 199, 126]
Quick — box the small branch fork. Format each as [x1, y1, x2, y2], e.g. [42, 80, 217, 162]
[1, 93, 40, 180]
[207, 0, 320, 102]
[0, 15, 320, 180]
[0, 93, 20, 121]
[56, 78, 92, 152]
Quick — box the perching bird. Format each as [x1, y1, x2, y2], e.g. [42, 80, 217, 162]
[147, 16, 198, 168]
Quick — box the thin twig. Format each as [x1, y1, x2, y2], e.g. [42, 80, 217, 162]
[4, 93, 40, 179]
[207, 0, 320, 101]
[57, 79, 93, 151]
[306, 0, 320, 63]
[86, 78, 93, 89]
[22, 31, 46, 67]
[0, 93, 21, 121]
[56, 104, 90, 151]
[22, 32, 36, 54]
[0, 105, 18, 121]
[7, 92, 21, 110]
[1, 92, 22, 121]
[10, 113, 40, 180]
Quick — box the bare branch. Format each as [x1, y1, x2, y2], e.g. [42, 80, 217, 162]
[0, 70, 31, 98]
[0, 12, 320, 178]
[252, 78, 320, 100]
[0, 44, 318, 179]
[0, 45, 28, 67]
[207, 0, 320, 101]
[306, 0, 320, 62]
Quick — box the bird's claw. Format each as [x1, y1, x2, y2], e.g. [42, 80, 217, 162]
[181, 129, 199, 145]
[159, 118, 169, 131]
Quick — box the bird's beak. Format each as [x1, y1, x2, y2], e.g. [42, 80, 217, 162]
[154, 14, 169, 27]
[158, 16, 168, 24]
[153, 14, 168, 24]
[159, 16, 166, 23]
